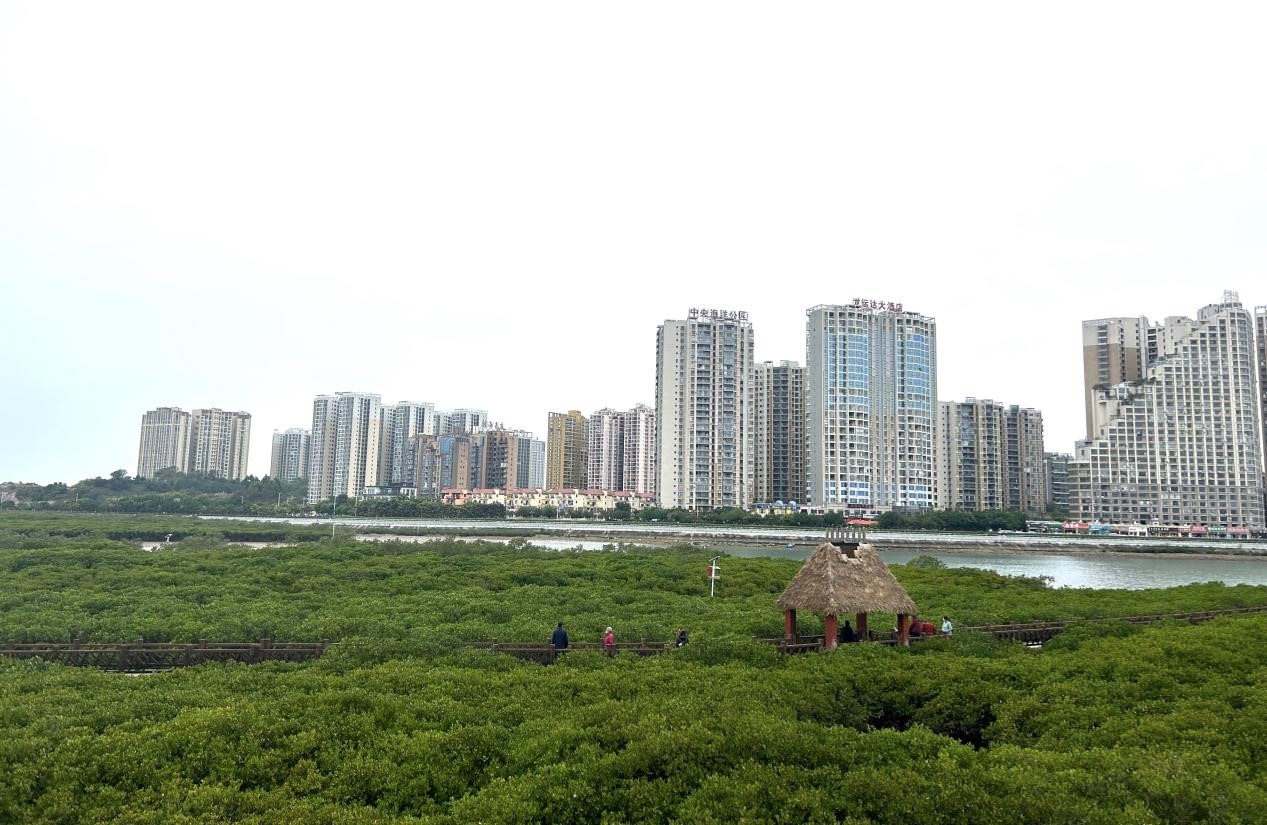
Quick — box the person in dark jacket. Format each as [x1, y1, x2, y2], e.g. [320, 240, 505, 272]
[676, 628, 689, 647]
[551, 622, 569, 650]
[838, 620, 858, 644]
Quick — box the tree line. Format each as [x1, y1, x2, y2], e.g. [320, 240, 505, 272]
[4, 473, 1038, 531]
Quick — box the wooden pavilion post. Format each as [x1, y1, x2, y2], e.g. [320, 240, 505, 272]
[855, 612, 868, 640]
[824, 614, 838, 649]
[897, 613, 910, 647]
[783, 609, 797, 641]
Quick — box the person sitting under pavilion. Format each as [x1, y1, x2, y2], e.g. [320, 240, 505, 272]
[837, 619, 859, 644]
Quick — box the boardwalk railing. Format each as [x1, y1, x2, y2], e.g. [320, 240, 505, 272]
[961, 604, 1267, 645]
[759, 604, 1267, 650]
[484, 605, 1267, 662]
[471, 640, 669, 664]
[0, 639, 330, 672]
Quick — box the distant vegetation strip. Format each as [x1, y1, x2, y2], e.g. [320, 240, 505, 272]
[2, 471, 1037, 531]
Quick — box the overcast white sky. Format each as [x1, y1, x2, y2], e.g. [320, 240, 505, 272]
[3, 2, 1266, 484]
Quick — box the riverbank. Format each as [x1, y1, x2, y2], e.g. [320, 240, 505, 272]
[409, 526, 1267, 560]
[351, 528, 1267, 562]
[198, 514, 1267, 558]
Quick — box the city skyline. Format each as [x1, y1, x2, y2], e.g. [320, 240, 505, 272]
[5, 5, 1267, 484]
[30, 289, 1267, 488]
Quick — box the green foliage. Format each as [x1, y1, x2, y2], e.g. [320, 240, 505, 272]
[878, 509, 1028, 532]
[4, 513, 1267, 822]
[3, 472, 309, 515]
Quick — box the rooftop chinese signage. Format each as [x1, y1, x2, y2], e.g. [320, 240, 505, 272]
[852, 298, 903, 312]
[689, 308, 749, 321]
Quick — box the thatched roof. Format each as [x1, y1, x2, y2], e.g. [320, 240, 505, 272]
[777, 542, 917, 616]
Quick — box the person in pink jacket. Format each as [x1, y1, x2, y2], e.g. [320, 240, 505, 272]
[603, 626, 616, 657]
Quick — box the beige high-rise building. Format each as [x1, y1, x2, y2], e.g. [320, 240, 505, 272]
[1009, 406, 1047, 516]
[188, 409, 251, 480]
[1070, 293, 1265, 529]
[136, 407, 191, 478]
[306, 392, 381, 503]
[546, 410, 588, 488]
[754, 361, 807, 506]
[938, 400, 1007, 511]
[1081, 316, 1147, 439]
[656, 309, 755, 510]
[270, 428, 309, 482]
[938, 399, 1046, 516]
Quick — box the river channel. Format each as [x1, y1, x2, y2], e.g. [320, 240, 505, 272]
[203, 516, 1267, 590]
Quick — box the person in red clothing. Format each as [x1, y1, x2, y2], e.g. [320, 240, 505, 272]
[922, 619, 937, 636]
[603, 626, 616, 657]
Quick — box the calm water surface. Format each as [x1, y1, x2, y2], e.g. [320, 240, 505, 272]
[720, 545, 1267, 590]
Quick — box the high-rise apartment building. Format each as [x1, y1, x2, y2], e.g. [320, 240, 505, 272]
[404, 434, 442, 498]
[136, 407, 191, 478]
[188, 409, 251, 480]
[439, 409, 489, 436]
[655, 309, 754, 510]
[437, 435, 475, 490]
[478, 429, 520, 489]
[1257, 306, 1267, 471]
[937, 400, 1006, 512]
[583, 405, 656, 494]
[1069, 293, 1265, 529]
[1008, 405, 1047, 516]
[587, 409, 623, 490]
[754, 361, 807, 506]
[806, 301, 937, 513]
[1081, 317, 1148, 439]
[1044, 452, 1071, 514]
[512, 432, 545, 488]
[378, 402, 436, 485]
[938, 399, 1046, 516]
[547, 411, 589, 488]
[526, 437, 546, 489]
[269, 428, 310, 482]
[621, 404, 656, 496]
[306, 392, 381, 503]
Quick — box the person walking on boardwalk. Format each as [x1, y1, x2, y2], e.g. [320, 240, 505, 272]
[551, 622, 569, 650]
[603, 626, 616, 657]
[941, 616, 953, 636]
[676, 628, 689, 647]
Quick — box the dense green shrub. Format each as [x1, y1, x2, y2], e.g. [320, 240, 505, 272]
[5, 514, 1267, 822]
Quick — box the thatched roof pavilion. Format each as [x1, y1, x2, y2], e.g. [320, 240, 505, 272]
[777, 529, 919, 647]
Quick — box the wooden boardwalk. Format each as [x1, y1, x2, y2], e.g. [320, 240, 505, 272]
[471, 640, 670, 664]
[0, 639, 329, 672]
[8, 605, 1267, 672]
[483, 605, 1267, 662]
